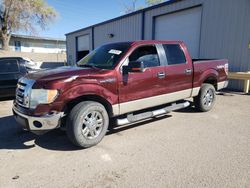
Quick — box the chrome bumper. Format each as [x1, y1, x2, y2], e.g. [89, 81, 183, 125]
[13, 106, 64, 132]
[218, 81, 229, 90]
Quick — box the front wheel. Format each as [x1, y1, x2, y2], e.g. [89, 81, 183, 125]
[194, 84, 216, 112]
[66, 101, 109, 148]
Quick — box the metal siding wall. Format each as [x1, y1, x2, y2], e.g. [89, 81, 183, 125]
[66, 0, 249, 90]
[66, 35, 75, 65]
[154, 6, 202, 58]
[199, 0, 250, 90]
[94, 14, 142, 48]
[144, 0, 203, 40]
[66, 28, 92, 65]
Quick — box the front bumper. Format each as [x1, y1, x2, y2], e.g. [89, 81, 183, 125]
[13, 106, 64, 133]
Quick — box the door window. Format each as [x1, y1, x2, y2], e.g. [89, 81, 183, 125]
[0, 59, 19, 73]
[163, 44, 186, 65]
[129, 45, 160, 68]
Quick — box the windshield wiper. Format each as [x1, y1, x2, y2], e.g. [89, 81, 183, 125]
[79, 64, 99, 69]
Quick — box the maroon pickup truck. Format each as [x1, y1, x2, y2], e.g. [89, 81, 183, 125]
[13, 40, 228, 148]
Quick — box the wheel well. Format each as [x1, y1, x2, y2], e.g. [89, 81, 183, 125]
[64, 95, 113, 117]
[203, 77, 217, 90]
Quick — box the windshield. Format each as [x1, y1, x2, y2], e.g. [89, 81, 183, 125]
[77, 42, 132, 70]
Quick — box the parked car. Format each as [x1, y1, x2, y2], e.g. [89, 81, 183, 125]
[21, 57, 42, 70]
[13, 41, 229, 148]
[0, 57, 28, 98]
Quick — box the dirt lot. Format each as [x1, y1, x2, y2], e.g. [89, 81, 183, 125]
[0, 92, 249, 188]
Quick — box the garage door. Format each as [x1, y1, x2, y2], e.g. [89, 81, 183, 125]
[154, 7, 202, 58]
[77, 34, 90, 61]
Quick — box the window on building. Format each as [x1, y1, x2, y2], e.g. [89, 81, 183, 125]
[23, 42, 30, 47]
[129, 45, 160, 68]
[44, 43, 56, 48]
[0, 59, 19, 73]
[59, 44, 66, 49]
[163, 44, 186, 65]
[14, 41, 21, 52]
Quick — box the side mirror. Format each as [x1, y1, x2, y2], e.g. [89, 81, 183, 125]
[122, 61, 145, 74]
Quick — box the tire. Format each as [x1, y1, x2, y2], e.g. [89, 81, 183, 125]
[194, 84, 216, 112]
[66, 101, 109, 148]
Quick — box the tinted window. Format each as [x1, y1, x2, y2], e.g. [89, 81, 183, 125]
[163, 44, 186, 65]
[77, 42, 131, 70]
[129, 45, 160, 68]
[0, 59, 19, 73]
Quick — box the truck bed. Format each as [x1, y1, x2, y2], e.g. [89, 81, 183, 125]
[192, 59, 229, 89]
[192, 59, 217, 62]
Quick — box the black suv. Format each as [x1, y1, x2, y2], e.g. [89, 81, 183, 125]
[0, 57, 28, 98]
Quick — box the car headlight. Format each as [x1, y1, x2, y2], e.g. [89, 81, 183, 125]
[30, 89, 58, 109]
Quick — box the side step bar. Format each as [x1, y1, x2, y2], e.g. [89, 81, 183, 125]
[117, 101, 190, 126]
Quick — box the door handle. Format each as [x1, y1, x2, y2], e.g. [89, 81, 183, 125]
[185, 69, 192, 75]
[157, 72, 166, 79]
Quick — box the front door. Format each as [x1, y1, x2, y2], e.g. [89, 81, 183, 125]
[118, 44, 167, 114]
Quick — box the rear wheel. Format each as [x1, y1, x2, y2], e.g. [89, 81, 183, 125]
[194, 84, 216, 112]
[66, 101, 109, 148]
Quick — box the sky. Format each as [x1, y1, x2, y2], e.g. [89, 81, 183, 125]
[29, 0, 146, 39]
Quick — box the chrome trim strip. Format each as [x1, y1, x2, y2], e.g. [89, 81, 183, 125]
[16, 77, 35, 108]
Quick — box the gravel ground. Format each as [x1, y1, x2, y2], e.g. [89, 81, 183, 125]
[0, 92, 249, 188]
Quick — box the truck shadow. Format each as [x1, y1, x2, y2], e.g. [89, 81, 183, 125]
[107, 114, 172, 135]
[0, 115, 37, 150]
[0, 114, 172, 151]
[174, 106, 201, 113]
[0, 97, 15, 102]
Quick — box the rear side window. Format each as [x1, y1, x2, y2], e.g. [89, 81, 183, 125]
[0, 59, 19, 73]
[163, 44, 186, 65]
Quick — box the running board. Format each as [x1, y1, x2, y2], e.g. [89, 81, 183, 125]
[117, 101, 190, 126]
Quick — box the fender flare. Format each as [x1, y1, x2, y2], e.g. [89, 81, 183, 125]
[59, 84, 118, 116]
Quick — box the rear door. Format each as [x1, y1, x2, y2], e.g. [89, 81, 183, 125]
[0, 59, 21, 97]
[118, 44, 167, 114]
[161, 43, 193, 96]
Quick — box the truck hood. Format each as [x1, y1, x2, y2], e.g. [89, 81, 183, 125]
[26, 66, 101, 81]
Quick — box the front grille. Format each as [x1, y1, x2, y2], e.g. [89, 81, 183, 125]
[16, 78, 35, 108]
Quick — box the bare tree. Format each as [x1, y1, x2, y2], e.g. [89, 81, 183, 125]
[146, 0, 165, 6]
[0, 0, 57, 50]
[123, 0, 165, 14]
[123, 0, 139, 13]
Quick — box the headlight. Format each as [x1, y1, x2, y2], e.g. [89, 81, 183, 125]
[30, 89, 58, 109]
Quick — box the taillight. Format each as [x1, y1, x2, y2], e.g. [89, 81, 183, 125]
[224, 63, 229, 75]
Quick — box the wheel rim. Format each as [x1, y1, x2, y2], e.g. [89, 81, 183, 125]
[203, 89, 214, 107]
[82, 111, 104, 140]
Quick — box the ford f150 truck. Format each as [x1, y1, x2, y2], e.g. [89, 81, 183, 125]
[13, 40, 228, 148]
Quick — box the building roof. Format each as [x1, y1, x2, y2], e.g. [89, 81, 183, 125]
[65, 0, 183, 36]
[11, 34, 66, 42]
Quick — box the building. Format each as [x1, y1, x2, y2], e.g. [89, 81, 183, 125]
[66, 0, 250, 90]
[0, 34, 66, 54]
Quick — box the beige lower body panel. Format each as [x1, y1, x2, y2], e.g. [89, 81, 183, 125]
[112, 88, 204, 116]
[191, 87, 200, 97]
[111, 81, 227, 116]
[112, 104, 120, 116]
